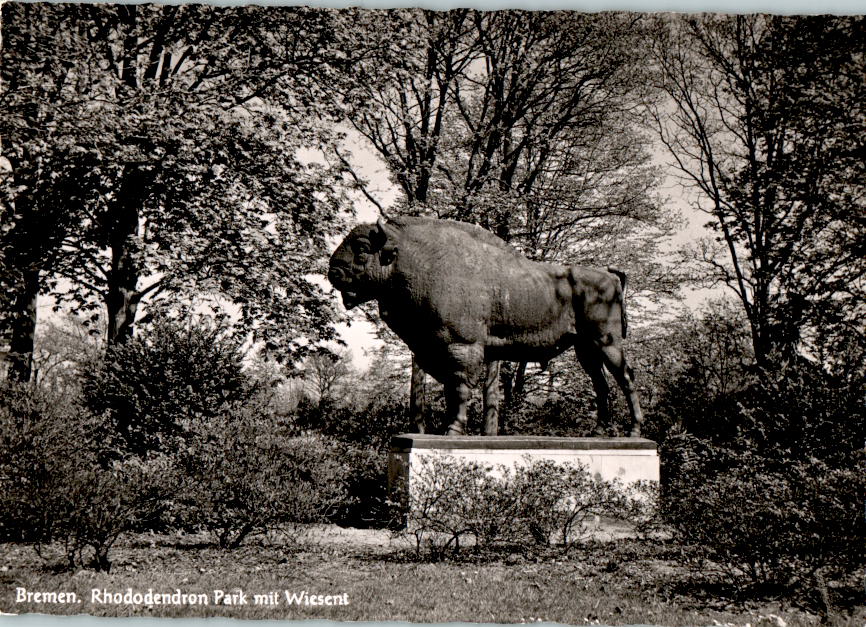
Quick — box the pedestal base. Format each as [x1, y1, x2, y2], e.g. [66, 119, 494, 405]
[388, 434, 659, 511]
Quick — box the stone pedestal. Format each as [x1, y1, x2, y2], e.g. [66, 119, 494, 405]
[388, 434, 659, 511]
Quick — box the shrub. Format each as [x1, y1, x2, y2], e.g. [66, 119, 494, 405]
[44, 453, 173, 571]
[513, 459, 652, 549]
[293, 399, 417, 528]
[175, 405, 351, 548]
[0, 381, 171, 570]
[81, 317, 257, 457]
[396, 455, 654, 559]
[396, 456, 521, 558]
[295, 398, 415, 451]
[330, 442, 391, 528]
[730, 356, 865, 464]
[501, 396, 599, 437]
[662, 433, 866, 597]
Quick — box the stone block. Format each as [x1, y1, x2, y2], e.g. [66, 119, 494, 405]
[388, 434, 659, 512]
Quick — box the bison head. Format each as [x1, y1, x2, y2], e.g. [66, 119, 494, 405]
[328, 218, 399, 309]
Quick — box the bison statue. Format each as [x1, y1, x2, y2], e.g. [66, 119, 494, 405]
[327, 217, 644, 437]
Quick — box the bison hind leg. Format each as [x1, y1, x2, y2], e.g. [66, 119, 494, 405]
[574, 345, 612, 436]
[482, 361, 500, 435]
[598, 344, 644, 438]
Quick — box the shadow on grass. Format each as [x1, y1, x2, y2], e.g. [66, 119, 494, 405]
[367, 536, 678, 567]
[666, 564, 866, 620]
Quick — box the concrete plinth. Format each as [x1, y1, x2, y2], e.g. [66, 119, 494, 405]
[388, 434, 659, 510]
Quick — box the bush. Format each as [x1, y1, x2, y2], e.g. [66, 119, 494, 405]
[330, 442, 391, 528]
[397, 455, 654, 560]
[513, 459, 653, 549]
[0, 382, 171, 570]
[730, 356, 865, 464]
[81, 318, 258, 457]
[662, 433, 866, 597]
[44, 453, 173, 571]
[501, 396, 599, 437]
[293, 399, 417, 528]
[175, 405, 351, 548]
[400, 456, 522, 558]
[295, 399, 415, 451]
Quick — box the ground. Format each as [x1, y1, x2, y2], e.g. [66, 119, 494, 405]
[0, 525, 863, 625]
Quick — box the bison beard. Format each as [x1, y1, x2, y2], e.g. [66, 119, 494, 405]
[328, 217, 644, 437]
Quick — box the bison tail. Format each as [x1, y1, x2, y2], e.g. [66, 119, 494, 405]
[607, 267, 628, 339]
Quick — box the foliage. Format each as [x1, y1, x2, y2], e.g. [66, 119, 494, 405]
[662, 434, 866, 601]
[329, 442, 392, 528]
[296, 398, 416, 452]
[0, 381, 171, 571]
[30, 316, 105, 396]
[649, 323, 864, 463]
[175, 410, 351, 549]
[301, 349, 355, 405]
[513, 460, 654, 549]
[729, 355, 865, 464]
[1, 3, 352, 367]
[81, 317, 257, 457]
[501, 395, 598, 437]
[293, 398, 417, 527]
[396, 455, 654, 560]
[634, 300, 754, 443]
[650, 15, 866, 365]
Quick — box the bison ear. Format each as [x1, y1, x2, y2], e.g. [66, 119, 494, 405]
[373, 218, 399, 266]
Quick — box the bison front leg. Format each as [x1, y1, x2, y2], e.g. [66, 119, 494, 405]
[445, 381, 471, 435]
[410, 357, 427, 433]
[444, 343, 484, 436]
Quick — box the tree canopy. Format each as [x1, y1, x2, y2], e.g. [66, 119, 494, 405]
[1, 3, 355, 379]
[650, 15, 865, 368]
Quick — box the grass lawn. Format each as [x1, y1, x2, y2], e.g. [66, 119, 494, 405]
[1, 526, 863, 625]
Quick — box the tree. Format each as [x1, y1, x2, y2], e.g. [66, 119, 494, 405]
[650, 15, 866, 368]
[302, 349, 355, 405]
[31, 316, 104, 396]
[357, 342, 414, 410]
[81, 316, 257, 457]
[1, 4, 353, 378]
[334, 10, 682, 426]
[0, 4, 104, 381]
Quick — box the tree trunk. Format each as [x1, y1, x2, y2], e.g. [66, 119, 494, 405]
[409, 356, 427, 433]
[5, 267, 39, 383]
[513, 360, 527, 400]
[106, 199, 141, 347]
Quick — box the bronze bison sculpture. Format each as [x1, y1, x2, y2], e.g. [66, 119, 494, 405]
[327, 217, 644, 437]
